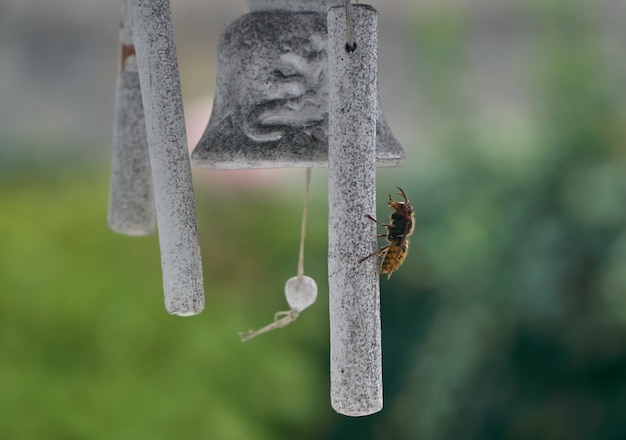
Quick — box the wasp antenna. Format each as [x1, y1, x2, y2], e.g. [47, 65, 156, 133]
[396, 187, 408, 203]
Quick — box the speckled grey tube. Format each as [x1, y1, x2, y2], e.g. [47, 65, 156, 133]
[108, 0, 155, 236]
[128, 0, 205, 316]
[327, 5, 382, 416]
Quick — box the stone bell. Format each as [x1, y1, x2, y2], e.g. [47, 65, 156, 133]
[191, 0, 405, 169]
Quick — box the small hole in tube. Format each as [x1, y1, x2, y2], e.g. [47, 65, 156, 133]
[345, 42, 357, 53]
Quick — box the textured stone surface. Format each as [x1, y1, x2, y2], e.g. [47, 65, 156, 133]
[327, 5, 383, 417]
[129, 0, 205, 316]
[191, 4, 404, 169]
[108, 72, 155, 235]
[108, 1, 155, 236]
[247, 0, 342, 12]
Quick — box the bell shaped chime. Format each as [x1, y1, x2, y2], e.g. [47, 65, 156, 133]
[191, 0, 403, 417]
[191, 0, 405, 169]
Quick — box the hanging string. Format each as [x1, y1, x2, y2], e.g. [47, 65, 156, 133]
[344, 0, 356, 52]
[239, 310, 300, 342]
[297, 167, 312, 280]
[240, 168, 317, 342]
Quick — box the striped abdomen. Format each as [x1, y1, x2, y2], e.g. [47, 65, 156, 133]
[380, 240, 409, 279]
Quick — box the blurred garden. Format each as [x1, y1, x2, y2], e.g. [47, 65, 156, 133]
[1, 1, 626, 439]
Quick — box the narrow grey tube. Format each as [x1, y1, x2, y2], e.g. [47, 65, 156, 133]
[108, 0, 155, 235]
[128, 0, 205, 316]
[327, 5, 382, 416]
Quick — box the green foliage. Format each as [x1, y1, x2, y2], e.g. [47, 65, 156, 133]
[0, 169, 330, 440]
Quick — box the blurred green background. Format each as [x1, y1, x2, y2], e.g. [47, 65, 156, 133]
[2, 0, 626, 439]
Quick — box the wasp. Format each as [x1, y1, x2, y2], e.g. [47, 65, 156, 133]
[358, 187, 414, 279]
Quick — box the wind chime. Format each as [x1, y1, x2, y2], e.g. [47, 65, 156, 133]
[108, 0, 405, 417]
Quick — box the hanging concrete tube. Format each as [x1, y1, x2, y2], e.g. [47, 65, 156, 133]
[108, 0, 156, 236]
[128, 0, 205, 316]
[327, 5, 383, 416]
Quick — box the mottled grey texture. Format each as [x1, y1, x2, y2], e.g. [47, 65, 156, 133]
[108, 1, 155, 236]
[247, 0, 342, 12]
[327, 5, 383, 416]
[108, 72, 155, 235]
[191, 4, 404, 169]
[128, 0, 204, 316]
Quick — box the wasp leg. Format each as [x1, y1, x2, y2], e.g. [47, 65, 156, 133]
[365, 214, 392, 228]
[358, 244, 391, 264]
